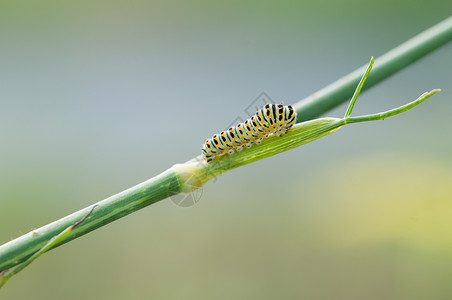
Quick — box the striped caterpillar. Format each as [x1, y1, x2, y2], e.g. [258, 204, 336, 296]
[202, 103, 297, 163]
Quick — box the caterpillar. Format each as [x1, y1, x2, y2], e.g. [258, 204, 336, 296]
[202, 103, 297, 163]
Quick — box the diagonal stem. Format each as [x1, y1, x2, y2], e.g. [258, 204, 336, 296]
[344, 56, 374, 118]
[293, 16, 452, 122]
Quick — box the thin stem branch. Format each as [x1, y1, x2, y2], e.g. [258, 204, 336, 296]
[345, 89, 440, 124]
[344, 56, 374, 118]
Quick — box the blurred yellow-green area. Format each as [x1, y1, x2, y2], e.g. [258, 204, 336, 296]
[1, 1, 451, 299]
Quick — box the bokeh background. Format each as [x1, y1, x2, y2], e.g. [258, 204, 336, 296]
[1, 1, 451, 299]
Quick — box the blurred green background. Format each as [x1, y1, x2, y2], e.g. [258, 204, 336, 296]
[1, 1, 451, 299]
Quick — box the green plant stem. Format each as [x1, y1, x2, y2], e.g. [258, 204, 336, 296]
[294, 16, 452, 122]
[0, 17, 450, 281]
[0, 169, 181, 272]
